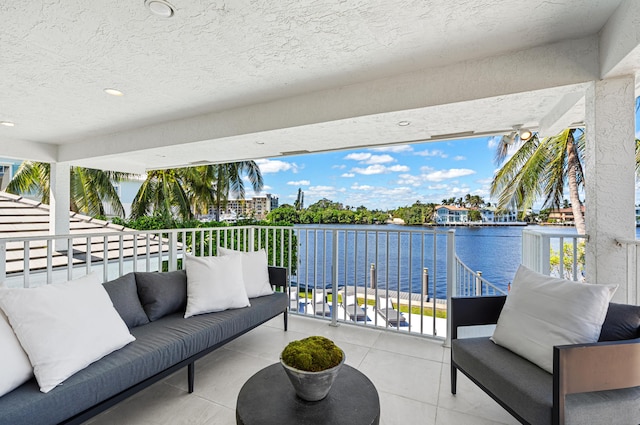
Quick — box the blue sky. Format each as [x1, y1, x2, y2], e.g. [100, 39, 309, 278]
[252, 137, 501, 211]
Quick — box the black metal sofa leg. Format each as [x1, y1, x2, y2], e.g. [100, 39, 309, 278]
[188, 362, 195, 393]
[284, 310, 288, 331]
[451, 364, 457, 394]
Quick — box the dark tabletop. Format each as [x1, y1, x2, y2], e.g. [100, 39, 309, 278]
[236, 363, 380, 425]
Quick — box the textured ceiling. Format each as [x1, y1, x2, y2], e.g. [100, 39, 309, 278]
[0, 0, 635, 171]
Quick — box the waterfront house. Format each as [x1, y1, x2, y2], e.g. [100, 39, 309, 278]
[480, 207, 518, 223]
[2, 2, 640, 424]
[434, 205, 470, 224]
[548, 205, 586, 225]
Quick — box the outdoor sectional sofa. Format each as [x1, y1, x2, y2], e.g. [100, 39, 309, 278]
[0, 265, 288, 425]
[451, 294, 640, 425]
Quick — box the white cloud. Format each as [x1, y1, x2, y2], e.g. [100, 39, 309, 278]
[344, 152, 395, 164]
[423, 168, 476, 182]
[453, 155, 466, 161]
[287, 180, 310, 186]
[387, 164, 410, 172]
[305, 185, 339, 200]
[415, 149, 448, 158]
[351, 183, 375, 190]
[352, 164, 387, 175]
[427, 184, 448, 190]
[332, 164, 346, 169]
[341, 173, 355, 178]
[352, 164, 409, 175]
[366, 154, 395, 164]
[256, 159, 298, 173]
[475, 177, 492, 185]
[371, 145, 413, 153]
[344, 153, 371, 161]
[397, 174, 422, 186]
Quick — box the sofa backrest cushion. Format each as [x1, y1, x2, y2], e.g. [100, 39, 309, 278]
[491, 264, 616, 374]
[135, 270, 187, 321]
[103, 273, 150, 328]
[0, 308, 33, 397]
[599, 302, 640, 341]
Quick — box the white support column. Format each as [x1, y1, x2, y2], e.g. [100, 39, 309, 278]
[49, 162, 70, 251]
[584, 76, 636, 303]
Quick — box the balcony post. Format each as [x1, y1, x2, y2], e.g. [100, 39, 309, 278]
[475, 271, 483, 296]
[168, 231, 178, 272]
[330, 230, 339, 327]
[445, 229, 456, 347]
[584, 76, 636, 303]
[49, 162, 70, 251]
[370, 263, 376, 289]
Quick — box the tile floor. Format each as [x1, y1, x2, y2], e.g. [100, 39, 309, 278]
[86, 315, 519, 425]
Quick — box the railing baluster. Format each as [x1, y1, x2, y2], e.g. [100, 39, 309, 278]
[23, 241, 30, 288]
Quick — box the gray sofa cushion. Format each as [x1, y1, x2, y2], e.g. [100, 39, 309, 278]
[452, 337, 552, 425]
[599, 303, 640, 341]
[103, 273, 150, 328]
[135, 270, 187, 321]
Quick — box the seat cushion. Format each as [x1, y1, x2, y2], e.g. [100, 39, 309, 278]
[452, 337, 553, 425]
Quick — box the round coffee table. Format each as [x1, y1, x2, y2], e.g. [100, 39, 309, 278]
[236, 363, 380, 425]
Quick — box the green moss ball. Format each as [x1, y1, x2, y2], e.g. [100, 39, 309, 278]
[281, 336, 343, 372]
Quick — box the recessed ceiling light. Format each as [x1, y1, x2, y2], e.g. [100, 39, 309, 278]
[145, 0, 175, 18]
[0, 121, 15, 127]
[397, 121, 411, 126]
[104, 88, 124, 96]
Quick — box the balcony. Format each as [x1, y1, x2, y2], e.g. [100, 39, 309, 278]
[1, 222, 638, 424]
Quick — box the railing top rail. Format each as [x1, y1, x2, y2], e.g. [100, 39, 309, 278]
[0, 225, 295, 244]
[522, 229, 588, 239]
[294, 225, 452, 235]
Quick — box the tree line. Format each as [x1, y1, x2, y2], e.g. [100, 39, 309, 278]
[267, 198, 389, 225]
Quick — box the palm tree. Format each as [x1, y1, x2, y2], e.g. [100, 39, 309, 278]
[7, 161, 130, 217]
[212, 162, 263, 221]
[491, 129, 586, 234]
[130, 169, 193, 221]
[131, 161, 263, 222]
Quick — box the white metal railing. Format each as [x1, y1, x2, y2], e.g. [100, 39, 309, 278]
[288, 226, 495, 340]
[454, 255, 507, 297]
[0, 224, 502, 341]
[521, 229, 587, 281]
[614, 238, 640, 306]
[0, 226, 294, 288]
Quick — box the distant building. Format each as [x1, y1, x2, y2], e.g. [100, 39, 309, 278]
[480, 206, 518, 223]
[217, 194, 279, 220]
[434, 205, 518, 224]
[433, 205, 469, 224]
[548, 206, 585, 224]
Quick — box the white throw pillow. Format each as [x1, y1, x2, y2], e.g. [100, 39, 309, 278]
[0, 308, 33, 397]
[218, 247, 273, 298]
[184, 254, 251, 318]
[0, 272, 135, 393]
[491, 264, 617, 374]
